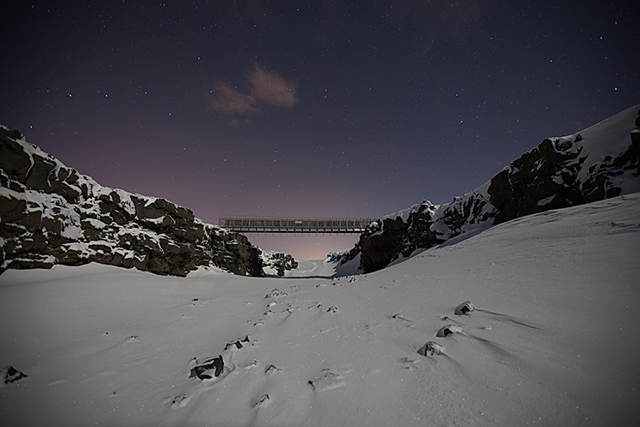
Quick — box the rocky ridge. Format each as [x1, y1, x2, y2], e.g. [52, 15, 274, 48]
[339, 104, 640, 273]
[0, 125, 296, 277]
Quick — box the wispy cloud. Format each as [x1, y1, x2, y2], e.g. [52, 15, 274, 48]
[207, 82, 259, 115]
[249, 67, 297, 108]
[207, 66, 297, 121]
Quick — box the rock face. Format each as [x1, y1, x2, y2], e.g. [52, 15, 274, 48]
[0, 125, 272, 277]
[340, 105, 640, 273]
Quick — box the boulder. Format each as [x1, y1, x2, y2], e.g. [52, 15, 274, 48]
[192, 355, 224, 379]
[454, 301, 475, 315]
[418, 341, 444, 356]
[2, 365, 28, 385]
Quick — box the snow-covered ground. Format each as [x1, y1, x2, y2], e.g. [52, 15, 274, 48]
[1, 193, 639, 426]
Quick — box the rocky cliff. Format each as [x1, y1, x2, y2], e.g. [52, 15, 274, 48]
[0, 125, 289, 277]
[340, 104, 640, 273]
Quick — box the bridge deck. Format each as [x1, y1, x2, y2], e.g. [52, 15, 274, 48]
[219, 217, 375, 234]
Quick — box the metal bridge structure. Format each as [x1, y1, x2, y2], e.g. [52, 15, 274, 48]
[218, 217, 375, 234]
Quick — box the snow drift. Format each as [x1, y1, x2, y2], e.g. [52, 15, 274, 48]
[1, 192, 638, 426]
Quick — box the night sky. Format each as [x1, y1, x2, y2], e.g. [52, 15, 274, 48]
[2, 1, 639, 259]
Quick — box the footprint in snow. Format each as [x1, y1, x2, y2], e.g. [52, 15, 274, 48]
[168, 393, 192, 408]
[309, 369, 346, 392]
[254, 394, 272, 408]
[244, 360, 258, 370]
[398, 357, 419, 370]
[475, 308, 540, 329]
[391, 313, 413, 324]
[264, 364, 282, 376]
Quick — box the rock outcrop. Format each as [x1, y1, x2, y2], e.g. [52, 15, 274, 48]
[0, 125, 272, 277]
[340, 104, 640, 273]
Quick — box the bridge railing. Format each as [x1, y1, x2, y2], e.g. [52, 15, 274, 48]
[218, 217, 375, 234]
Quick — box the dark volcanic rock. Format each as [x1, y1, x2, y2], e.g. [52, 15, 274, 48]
[192, 355, 224, 379]
[418, 341, 444, 357]
[224, 335, 251, 351]
[2, 366, 28, 385]
[454, 301, 475, 315]
[0, 125, 280, 277]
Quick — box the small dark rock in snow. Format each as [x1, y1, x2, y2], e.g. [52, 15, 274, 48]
[224, 335, 251, 351]
[436, 324, 462, 337]
[326, 306, 338, 313]
[454, 300, 475, 315]
[192, 355, 224, 379]
[418, 341, 444, 356]
[2, 366, 28, 385]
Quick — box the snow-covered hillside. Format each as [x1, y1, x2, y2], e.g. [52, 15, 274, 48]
[340, 104, 640, 273]
[2, 193, 639, 426]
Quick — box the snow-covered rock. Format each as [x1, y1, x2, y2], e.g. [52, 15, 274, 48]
[0, 126, 271, 276]
[340, 104, 640, 273]
[260, 250, 298, 276]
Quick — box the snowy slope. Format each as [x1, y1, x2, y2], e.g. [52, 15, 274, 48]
[341, 104, 640, 273]
[1, 192, 638, 426]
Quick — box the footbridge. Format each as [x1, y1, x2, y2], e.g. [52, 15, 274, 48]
[218, 217, 375, 234]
